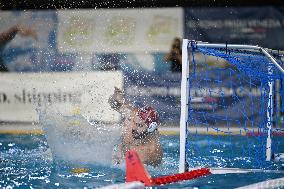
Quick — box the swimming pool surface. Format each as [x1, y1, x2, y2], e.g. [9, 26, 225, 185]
[1, 133, 284, 188]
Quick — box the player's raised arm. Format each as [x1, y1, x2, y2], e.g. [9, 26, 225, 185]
[108, 87, 137, 115]
[0, 25, 37, 46]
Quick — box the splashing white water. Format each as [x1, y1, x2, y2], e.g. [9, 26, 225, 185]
[38, 104, 121, 166]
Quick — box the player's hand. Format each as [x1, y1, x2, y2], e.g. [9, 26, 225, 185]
[108, 87, 125, 110]
[113, 87, 125, 104]
[16, 25, 38, 40]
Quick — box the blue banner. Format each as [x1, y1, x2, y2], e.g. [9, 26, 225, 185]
[189, 67, 265, 126]
[185, 7, 284, 50]
[123, 68, 182, 122]
[122, 67, 266, 124]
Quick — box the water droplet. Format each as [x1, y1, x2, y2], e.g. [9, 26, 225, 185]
[8, 143, 15, 147]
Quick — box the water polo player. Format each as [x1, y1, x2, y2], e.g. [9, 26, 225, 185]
[109, 87, 163, 166]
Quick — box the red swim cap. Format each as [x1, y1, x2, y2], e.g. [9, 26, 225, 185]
[138, 106, 159, 130]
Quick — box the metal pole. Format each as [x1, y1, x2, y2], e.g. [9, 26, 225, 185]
[261, 48, 284, 74]
[179, 39, 190, 173]
[194, 41, 284, 74]
[195, 42, 260, 50]
[260, 48, 277, 161]
[266, 77, 273, 161]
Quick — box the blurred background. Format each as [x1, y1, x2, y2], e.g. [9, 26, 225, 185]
[0, 0, 284, 132]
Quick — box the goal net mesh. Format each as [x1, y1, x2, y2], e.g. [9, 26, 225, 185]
[185, 44, 284, 169]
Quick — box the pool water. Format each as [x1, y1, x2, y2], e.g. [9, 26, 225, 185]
[1, 133, 284, 188]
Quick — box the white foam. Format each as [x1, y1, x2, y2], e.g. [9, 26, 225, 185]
[38, 105, 121, 166]
[99, 182, 144, 189]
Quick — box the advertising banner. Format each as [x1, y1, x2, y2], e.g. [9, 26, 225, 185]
[124, 68, 264, 124]
[185, 7, 284, 50]
[57, 8, 183, 53]
[189, 67, 263, 126]
[0, 71, 123, 122]
[124, 70, 182, 122]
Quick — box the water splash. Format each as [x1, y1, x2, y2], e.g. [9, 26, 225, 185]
[37, 104, 121, 166]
